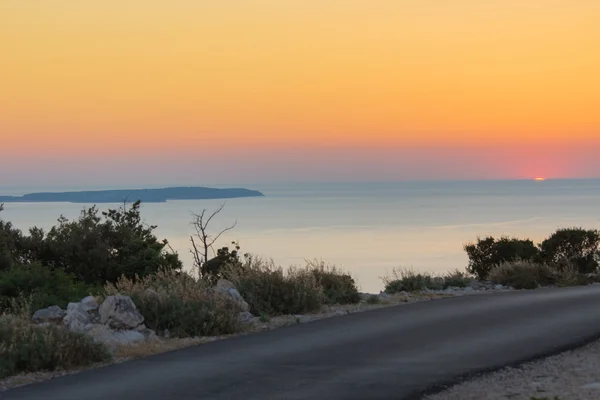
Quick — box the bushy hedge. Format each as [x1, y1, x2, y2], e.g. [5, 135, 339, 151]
[464, 228, 600, 280]
[0, 201, 182, 286]
[464, 237, 540, 280]
[0, 264, 97, 312]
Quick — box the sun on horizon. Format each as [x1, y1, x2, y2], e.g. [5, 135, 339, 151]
[534, 177, 546, 181]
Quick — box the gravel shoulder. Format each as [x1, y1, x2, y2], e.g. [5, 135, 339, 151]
[426, 338, 600, 400]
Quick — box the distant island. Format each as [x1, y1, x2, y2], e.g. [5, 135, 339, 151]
[0, 187, 265, 204]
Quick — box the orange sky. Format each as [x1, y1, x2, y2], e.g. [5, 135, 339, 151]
[1, 1, 600, 184]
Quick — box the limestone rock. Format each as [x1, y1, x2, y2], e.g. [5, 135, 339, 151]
[215, 282, 250, 312]
[32, 305, 66, 324]
[64, 301, 101, 332]
[85, 324, 149, 351]
[99, 295, 144, 330]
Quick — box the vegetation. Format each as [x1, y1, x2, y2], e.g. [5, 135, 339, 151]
[0, 313, 111, 379]
[382, 268, 471, 294]
[539, 228, 600, 274]
[488, 261, 556, 290]
[465, 227, 600, 287]
[104, 269, 241, 338]
[223, 257, 324, 316]
[464, 236, 539, 280]
[0, 201, 182, 287]
[307, 260, 361, 305]
[0, 263, 98, 312]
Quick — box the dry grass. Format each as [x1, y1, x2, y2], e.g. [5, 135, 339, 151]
[305, 259, 361, 305]
[0, 314, 111, 379]
[489, 261, 556, 289]
[105, 269, 241, 338]
[224, 257, 324, 316]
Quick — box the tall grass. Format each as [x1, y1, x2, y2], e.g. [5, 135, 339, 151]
[0, 303, 111, 379]
[105, 269, 241, 337]
[224, 257, 324, 316]
[306, 260, 361, 305]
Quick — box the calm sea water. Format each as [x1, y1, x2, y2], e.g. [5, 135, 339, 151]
[1, 180, 599, 292]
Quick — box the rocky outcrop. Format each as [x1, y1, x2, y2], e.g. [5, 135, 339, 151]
[32, 294, 155, 353]
[99, 295, 145, 330]
[64, 296, 101, 332]
[215, 279, 250, 312]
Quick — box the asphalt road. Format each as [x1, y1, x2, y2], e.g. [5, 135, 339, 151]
[4, 286, 600, 400]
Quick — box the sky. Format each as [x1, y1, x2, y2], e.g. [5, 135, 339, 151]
[1, 1, 600, 186]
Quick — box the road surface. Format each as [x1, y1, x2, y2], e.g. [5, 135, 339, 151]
[4, 286, 600, 400]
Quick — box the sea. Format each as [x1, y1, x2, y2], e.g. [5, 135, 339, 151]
[1, 179, 599, 293]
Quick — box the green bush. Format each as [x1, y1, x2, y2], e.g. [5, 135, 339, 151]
[489, 261, 556, 289]
[6, 201, 182, 285]
[464, 236, 540, 280]
[0, 314, 111, 379]
[366, 294, 380, 304]
[540, 228, 600, 274]
[105, 270, 241, 338]
[224, 258, 324, 316]
[0, 264, 97, 312]
[307, 260, 361, 305]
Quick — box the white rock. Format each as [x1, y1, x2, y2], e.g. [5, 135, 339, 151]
[494, 284, 504, 290]
[86, 324, 148, 351]
[215, 285, 250, 312]
[32, 305, 66, 324]
[64, 301, 101, 332]
[99, 295, 145, 330]
[464, 286, 475, 292]
[80, 296, 99, 312]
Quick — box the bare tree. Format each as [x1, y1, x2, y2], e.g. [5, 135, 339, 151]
[189, 203, 237, 278]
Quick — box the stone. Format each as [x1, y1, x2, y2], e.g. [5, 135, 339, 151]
[99, 295, 145, 330]
[32, 305, 66, 324]
[494, 284, 504, 290]
[238, 311, 255, 324]
[215, 285, 250, 312]
[464, 286, 475, 293]
[86, 324, 148, 351]
[80, 296, 99, 312]
[64, 301, 101, 332]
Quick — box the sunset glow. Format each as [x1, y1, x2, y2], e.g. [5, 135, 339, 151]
[535, 177, 546, 181]
[1, 1, 600, 185]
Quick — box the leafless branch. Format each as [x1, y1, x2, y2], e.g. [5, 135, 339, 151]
[189, 203, 237, 278]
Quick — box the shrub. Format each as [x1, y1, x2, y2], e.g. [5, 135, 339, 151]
[540, 228, 600, 274]
[383, 268, 438, 293]
[306, 260, 361, 305]
[366, 295, 380, 304]
[489, 261, 556, 290]
[6, 201, 182, 286]
[464, 236, 540, 280]
[0, 314, 111, 379]
[443, 269, 472, 288]
[105, 269, 241, 338]
[0, 264, 97, 312]
[224, 257, 324, 316]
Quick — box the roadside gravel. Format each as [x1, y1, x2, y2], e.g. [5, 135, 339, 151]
[426, 338, 600, 400]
